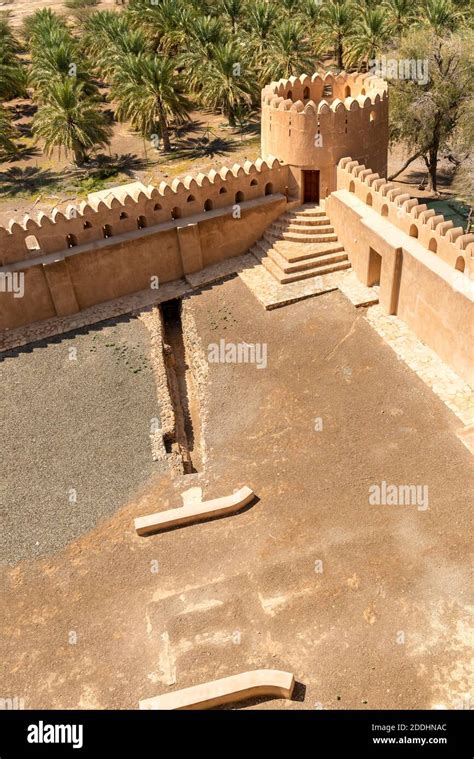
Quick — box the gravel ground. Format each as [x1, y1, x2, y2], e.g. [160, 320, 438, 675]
[0, 314, 162, 564]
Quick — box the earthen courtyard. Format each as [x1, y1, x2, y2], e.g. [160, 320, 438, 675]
[2, 275, 472, 710]
[0, 13, 474, 720]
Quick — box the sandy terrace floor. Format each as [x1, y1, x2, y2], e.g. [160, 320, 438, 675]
[1, 277, 472, 710]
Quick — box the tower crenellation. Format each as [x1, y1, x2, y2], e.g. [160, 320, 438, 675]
[261, 71, 389, 199]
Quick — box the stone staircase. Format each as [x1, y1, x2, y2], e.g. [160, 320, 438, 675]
[251, 202, 351, 284]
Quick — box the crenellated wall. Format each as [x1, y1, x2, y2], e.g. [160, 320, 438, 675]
[335, 157, 474, 275]
[0, 158, 291, 331]
[327, 158, 474, 384]
[261, 72, 388, 198]
[0, 158, 288, 266]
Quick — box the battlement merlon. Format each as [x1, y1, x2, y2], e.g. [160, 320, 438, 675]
[0, 157, 288, 265]
[261, 71, 388, 110]
[336, 157, 474, 277]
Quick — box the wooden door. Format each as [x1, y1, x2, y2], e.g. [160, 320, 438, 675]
[303, 170, 320, 203]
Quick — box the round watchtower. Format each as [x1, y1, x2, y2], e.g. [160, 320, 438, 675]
[261, 71, 389, 202]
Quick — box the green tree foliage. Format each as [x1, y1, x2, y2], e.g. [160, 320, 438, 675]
[196, 41, 258, 125]
[22, 7, 110, 165]
[180, 15, 228, 93]
[383, 0, 419, 37]
[389, 29, 474, 192]
[319, 1, 355, 70]
[125, 0, 192, 53]
[32, 78, 112, 165]
[112, 54, 192, 150]
[0, 104, 19, 155]
[218, 0, 245, 34]
[262, 20, 314, 81]
[346, 6, 392, 68]
[81, 12, 148, 80]
[423, 0, 464, 34]
[0, 15, 26, 99]
[0, 0, 470, 201]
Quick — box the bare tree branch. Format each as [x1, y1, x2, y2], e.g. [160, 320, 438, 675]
[388, 151, 424, 180]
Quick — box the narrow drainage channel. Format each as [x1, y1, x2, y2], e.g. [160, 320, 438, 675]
[161, 298, 202, 474]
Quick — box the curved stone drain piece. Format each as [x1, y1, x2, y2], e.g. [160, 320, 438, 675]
[134, 486, 254, 536]
[139, 669, 295, 710]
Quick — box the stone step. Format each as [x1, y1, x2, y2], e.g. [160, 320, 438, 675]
[293, 205, 326, 216]
[265, 229, 337, 244]
[262, 257, 351, 284]
[280, 213, 329, 225]
[267, 247, 349, 274]
[272, 241, 346, 263]
[268, 224, 335, 236]
[253, 238, 346, 265]
[252, 201, 351, 286]
[254, 240, 345, 264]
[281, 230, 336, 241]
[274, 217, 332, 229]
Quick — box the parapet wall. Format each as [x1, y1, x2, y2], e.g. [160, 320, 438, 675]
[0, 158, 290, 331]
[261, 72, 388, 197]
[336, 157, 474, 275]
[327, 158, 474, 385]
[0, 158, 288, 265]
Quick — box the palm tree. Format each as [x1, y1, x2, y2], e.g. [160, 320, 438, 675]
[180, 16, 226, 94]
[151, 0, 192, 54]
[301, 0, 325, 24]
[218, 0, 244, 34]
[383, 0, 419, 37]
[0, 53, 26, 99]
[198, 41, 258, 126]
[262, 20, 314, 81]
[0, 104, 18, 155]
[81, 10, 126, 60]
[318, 0, 354, 70]
[422, 0, 462, 34]
[81, 10, 149, 79]
[279, 0, 304, 16]
[245, 0, 277, 51]
[29, 41, 98, 100]
[125, 0, 191, 53]
[32, 78, 111, 165]
[84, 22, 148, 82]
[112, 54, 192, 151]
[0, 19, 26, 98]
[189, 14, 223, 50]
[100, 29, 148, 80]
[346, 6, 392, 69]
[0, 15, 20, 57]
[23, 8, 68, 48]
